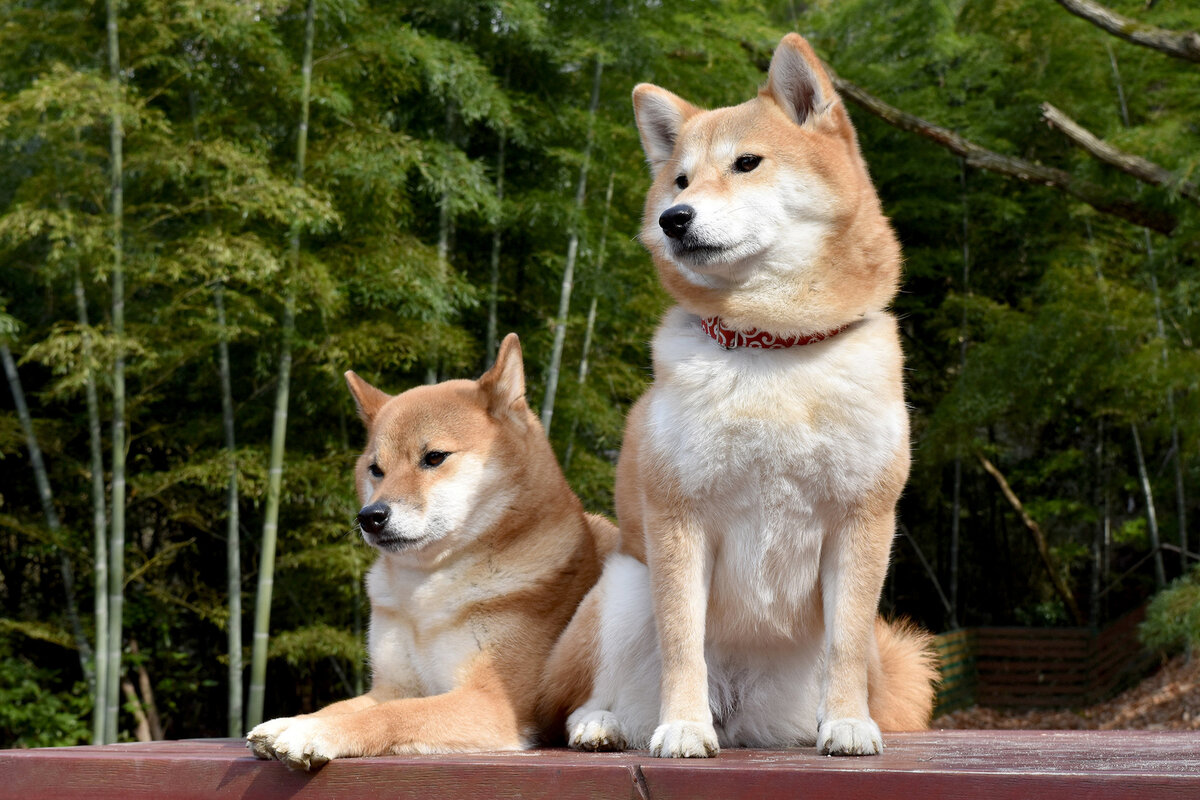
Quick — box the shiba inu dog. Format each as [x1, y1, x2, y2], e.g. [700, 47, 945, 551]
[540, 33, 936, 758]
[247, 333, 615, 770]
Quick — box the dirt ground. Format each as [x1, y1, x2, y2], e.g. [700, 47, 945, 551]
[933, 654, 1200, 730]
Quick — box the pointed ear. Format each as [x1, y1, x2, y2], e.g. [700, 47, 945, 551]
[765, 33, 839, 126]
[478, 333, 528, 422]
[632, 83, 701, 177]
[344, 371, 392, 427]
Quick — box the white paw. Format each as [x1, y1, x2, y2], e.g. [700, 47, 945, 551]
[649, 720, 719, 758]
[245, 716, 299, 760]
[817, 717, 883, 756]
[567, 709, 627, 751]
[265, 717, 340, 771]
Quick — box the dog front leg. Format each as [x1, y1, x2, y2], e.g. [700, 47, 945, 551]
[259, 681, 524, 770]
[646, 507, 717, 758]
[246, 686, 414, 759]
[816, 509, 893, 756]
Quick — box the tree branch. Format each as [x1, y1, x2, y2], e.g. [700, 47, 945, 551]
[1053, 0, 1200, 63]
[831, 75, 1177, 234]
[1041, 102, 1199, 206]
[976, 453, 1086, 627]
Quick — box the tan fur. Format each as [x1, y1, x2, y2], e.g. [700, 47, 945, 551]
[870, 618, 940, 731]
[546, 34, 937, 758]
[247, 334, 615, 769]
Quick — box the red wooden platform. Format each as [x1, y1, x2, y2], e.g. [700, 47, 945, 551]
[2, 731, 1198, 799]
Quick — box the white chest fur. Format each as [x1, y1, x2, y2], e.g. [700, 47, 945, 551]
[364, 558, 488, 697]
[645, 308, 907, 644]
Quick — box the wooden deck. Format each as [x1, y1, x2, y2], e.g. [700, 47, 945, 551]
[2, 731, 1199, 799]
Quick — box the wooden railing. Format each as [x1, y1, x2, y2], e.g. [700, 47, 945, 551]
[934, 605, 1156, 712]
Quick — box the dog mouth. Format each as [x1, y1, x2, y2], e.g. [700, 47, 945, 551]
[669, 237, 729, 264]
[361, 530, 432, 553]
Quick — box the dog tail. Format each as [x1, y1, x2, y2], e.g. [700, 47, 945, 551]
[869, 616, 940, 730]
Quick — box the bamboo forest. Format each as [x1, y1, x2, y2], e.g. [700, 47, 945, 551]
[1, 0, 1197, 746]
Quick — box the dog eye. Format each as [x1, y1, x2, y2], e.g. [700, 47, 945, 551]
[368, 463, 384, 479]
[733, 154, 762, 173]
[422, 451, 448, 468]
[675, 174, 688, 190]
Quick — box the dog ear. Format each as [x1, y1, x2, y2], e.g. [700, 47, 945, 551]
[632, 83, 700, 177]
[765, 33, 840, 127]
[344, 371, 391, 426]
[479, 332, 528, 422]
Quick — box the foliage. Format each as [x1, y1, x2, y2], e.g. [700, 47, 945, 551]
[1141, 566, 1200, 656]
[0, 0, 1197, 745]
[0, 640, 91, 748]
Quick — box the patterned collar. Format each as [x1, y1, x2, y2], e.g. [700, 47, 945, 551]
[699, 316, 851, 350]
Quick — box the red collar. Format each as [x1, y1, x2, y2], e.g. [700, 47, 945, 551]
[700, 316, 850, 350]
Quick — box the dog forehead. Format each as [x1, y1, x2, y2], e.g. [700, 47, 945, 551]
[675, 98, 799, 172]
[370, 381, 491, 450]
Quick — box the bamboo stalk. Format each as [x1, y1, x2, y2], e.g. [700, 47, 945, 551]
[948, 159, 970, 631]
[1130, 424, 1166, 589]
[247, 0, 315, 729]
[215, 283, 243, 736]
[542, 53, 603, 434]
[73, 260, 109, 745]
[564, 172, 613, 470]
[485, 123, 507, 366]
[1, 344, 94, 682]
[104, 0, 126, 745]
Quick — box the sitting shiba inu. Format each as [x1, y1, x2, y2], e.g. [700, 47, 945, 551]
[540, 33, 936, 758]
[247, 334, 615, 770]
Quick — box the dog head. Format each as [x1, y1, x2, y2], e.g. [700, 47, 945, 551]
[632, 33, 901, 336]
[344, 333, 536, 567]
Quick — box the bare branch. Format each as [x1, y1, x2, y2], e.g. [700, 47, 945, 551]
[977, 453, 1087, 627]
[1041, 102, 1199, 206]
[1053, 0, 1200, 63]
[831, 75, 1178, 234]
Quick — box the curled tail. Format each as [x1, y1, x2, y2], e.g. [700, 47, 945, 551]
[869, 617, 940, 730]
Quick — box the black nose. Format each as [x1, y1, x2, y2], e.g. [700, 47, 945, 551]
[659, 204, 694, 239]
[357, 502, 389, 536]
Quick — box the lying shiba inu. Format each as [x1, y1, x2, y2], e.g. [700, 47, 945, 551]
[247, 333, 615, 770]
[541, 33, 936, 758]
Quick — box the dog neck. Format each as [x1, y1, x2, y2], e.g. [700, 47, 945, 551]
[699, 316, 851, 350]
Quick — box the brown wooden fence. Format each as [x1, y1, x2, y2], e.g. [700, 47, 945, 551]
[933, 605, 1157, 713]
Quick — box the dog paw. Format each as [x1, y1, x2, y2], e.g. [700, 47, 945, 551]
[649, 720, 719, 758]
[817, 717, 882, 756]
[264, 718, 340, 771]
[567, 709, 627, 751]
[245, 716, 298, 760]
